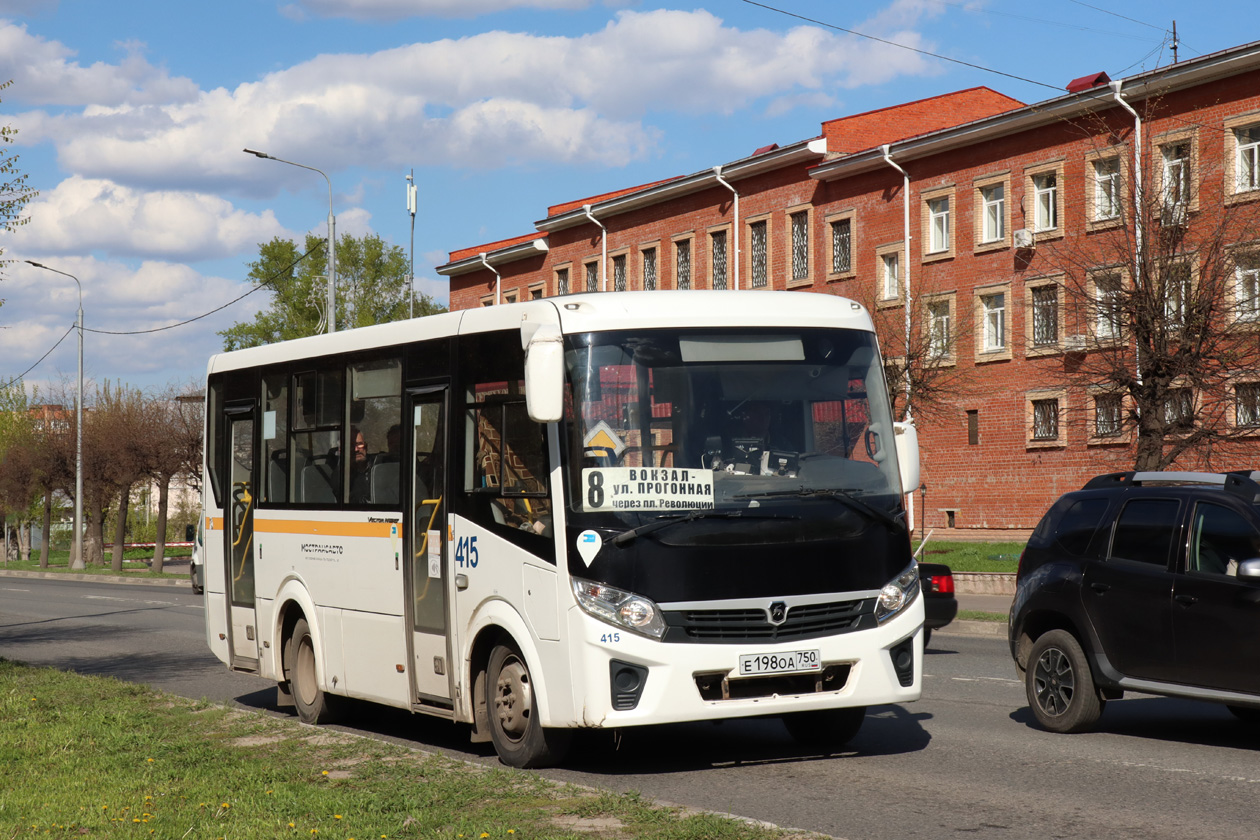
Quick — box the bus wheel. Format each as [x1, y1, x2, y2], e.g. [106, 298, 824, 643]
[486, 642, 571, 768]
[782, 706, 865, 749]
[288, 617, 344, 725]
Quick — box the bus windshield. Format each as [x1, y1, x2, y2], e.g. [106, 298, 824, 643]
[563, 327, 904, 525]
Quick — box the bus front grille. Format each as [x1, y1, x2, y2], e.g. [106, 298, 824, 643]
[694, 663, 852, 701]
[662, 598, 873, 643]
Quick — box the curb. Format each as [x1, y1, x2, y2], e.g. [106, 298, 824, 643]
[937, 619, 1007, 638]
[0, 568, 190, 588]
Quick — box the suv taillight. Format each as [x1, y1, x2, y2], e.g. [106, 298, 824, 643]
[927, 574, 954, 595]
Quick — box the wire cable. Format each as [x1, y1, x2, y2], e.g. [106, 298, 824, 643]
[0, 323, 76, 390]
[84, 239, 326, 336]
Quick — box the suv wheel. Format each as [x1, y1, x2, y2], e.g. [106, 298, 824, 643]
[1026, 630, 1104, 733]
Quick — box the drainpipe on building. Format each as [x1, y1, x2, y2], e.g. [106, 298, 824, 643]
[882, 144, 916, 536]
[1110, 80, 1144, 390]
[880, 145, 913, 424]
[583, 204, 607, 291]
[713, 166, 740, 290]
[479, 253, 500, 305]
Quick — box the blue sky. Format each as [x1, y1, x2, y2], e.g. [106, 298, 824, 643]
[0, 0, 1241, 394]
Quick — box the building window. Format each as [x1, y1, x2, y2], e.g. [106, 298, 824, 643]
[981, 183, 1005, 242]
[1095, 394, 1123, 438]
[1236, 255, 1260, 321]
[612, 254, 627, 292]
[710, 230, 728, 290]
[1032, 398, 1060, 441]
[1162, 142, 1191, 213]
[1164, 263, 1192, 329]
[1237, 383, 1260, 428]
[1093, 158, 1121, 221]
[967, 410, 979, 445]
[750, 220, 768, 288]
[676, 239, 691, 290]
[790, 211, 809, 282]
[585, 261, 598, 293]
[927, 299, 951, 360]
[1165, 388, 1195, 431]
[1236, 125, 1260, 193]
[1094, 272, 1123, 340]
[1032, 285, 1059, 347]
[1033, 173, 1057, 231]
[831, 217, 852, 274]
[881, 253, 899, 300]
[556, 267, 570, 296]
[981, 292, 1006, 352]
[529, 284, 544, 300]
[928, 197, 950, 253]
[642, 247, 657, 291]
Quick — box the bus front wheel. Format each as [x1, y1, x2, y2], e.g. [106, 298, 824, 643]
[288, 617, 345, 725]
[486, 642, 571, 768]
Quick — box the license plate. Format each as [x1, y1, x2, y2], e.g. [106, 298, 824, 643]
[737, 649, 821, 677]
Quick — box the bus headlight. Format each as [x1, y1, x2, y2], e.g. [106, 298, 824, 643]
[571, 577, 667, 640]
[874, 561, 920, 623]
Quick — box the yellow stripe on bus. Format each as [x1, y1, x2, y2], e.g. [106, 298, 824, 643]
[252, 519, 400, 538]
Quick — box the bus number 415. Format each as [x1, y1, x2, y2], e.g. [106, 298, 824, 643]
[455, 535, 479, 568]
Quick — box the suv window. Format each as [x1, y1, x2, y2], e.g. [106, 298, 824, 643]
[1109, 498, 1180, 566]
[1053, 498, 1109, 556]
[1188, 501, 1260, 576]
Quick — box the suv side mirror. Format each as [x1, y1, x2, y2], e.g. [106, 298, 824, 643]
[1237, 558, 1260, 581]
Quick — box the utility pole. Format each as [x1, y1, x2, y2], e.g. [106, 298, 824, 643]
[406, 170, 417, 320]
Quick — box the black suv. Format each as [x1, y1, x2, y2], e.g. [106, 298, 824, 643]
[1010, 471, 1260, 733]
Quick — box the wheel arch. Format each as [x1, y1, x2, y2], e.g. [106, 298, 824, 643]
[1013, 608, 1091, 676]
[274, 577, 320, 686]
[462, 599, 558, 729]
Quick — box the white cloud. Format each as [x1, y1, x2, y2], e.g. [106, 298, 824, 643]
[290, 0, 589, 20]
[16, 176, 289, 260]
[11, 9, 940, 194]
[0, 20, 199, 107]
[1, 254, 261, 389]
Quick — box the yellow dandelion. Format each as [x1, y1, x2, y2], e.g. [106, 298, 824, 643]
[222, 803, 230, 809]
[289, 823, 296, 829]
[481, 833, 490, 838]
[322, 770, 329, 776]
[334, 814, 342, 819]
[146, 758, 155, 763]
[267, 790, 274, 795]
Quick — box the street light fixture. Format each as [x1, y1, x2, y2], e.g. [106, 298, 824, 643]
[243, 148, 337, 333]
[406, 170, 417, 320]
[25, 260, 85, 571]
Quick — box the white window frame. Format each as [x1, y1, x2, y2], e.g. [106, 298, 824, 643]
[925, 296, 954, 363]
[981, 183, 1005, 243]
[929, 197, 949, 253]
[1092, 271, 1124, 341]
[1089, 154, 1123, 226]
[1235, 256, 1260, 322]
[1033, 173, 1057, 232]
[981, 292, 1006, 352]
[1162, 141, 1191, 211]
[1237, 125, 1260, 194]
[881, 253, 900, 301]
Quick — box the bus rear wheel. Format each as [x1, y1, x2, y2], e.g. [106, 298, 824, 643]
[486, 642, 571, 768]
[288, 617, 344, 725]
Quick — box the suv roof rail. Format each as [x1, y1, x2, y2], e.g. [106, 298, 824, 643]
[1082, 470, 1260, 502]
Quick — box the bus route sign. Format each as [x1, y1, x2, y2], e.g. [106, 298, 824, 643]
[581, 467, 715, 512]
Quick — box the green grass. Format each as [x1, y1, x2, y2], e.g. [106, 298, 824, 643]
[915, 541, 1025, 574]
[1, 547, 190, 578]
[0, 659, 807, 840]
[957, 610, 1009, 623]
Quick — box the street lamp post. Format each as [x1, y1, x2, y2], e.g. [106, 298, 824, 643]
[406, 170, 417, 320]
[25, 260, 85, 571]
[243, 149, 337, 334]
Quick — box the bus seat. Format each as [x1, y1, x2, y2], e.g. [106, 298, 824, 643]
[370, 461, 400, 505]
[302, 461, 336, 503]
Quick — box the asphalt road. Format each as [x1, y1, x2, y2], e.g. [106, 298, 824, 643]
[3, 574, 1258, 840]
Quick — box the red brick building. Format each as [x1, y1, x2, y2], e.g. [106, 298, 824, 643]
[438, 40, 1260, 534]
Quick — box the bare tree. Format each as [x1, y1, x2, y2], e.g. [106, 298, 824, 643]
[1036, 112, 1260, 470]
[147, 384, 204, 573]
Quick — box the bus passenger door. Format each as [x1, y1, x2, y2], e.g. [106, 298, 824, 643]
[226, 411, 260, 670]
[408, 387, 452, 704]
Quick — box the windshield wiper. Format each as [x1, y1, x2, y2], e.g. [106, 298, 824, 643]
[732, 487, 905, 530]
[611, 510, 788, 546]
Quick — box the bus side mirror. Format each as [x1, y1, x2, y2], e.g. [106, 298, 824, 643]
[893, 421, 920, 496]
[524, 324, 565, 424]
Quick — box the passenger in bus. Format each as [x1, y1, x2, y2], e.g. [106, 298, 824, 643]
[348, 427, 371, 503]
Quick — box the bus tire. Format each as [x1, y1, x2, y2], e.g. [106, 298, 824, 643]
[288, 617, 344, 725]
[486, 641, 571, 768]
[782, 706, 865, 749]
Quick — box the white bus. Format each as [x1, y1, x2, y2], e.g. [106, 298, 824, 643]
[202, 290, 923, 767]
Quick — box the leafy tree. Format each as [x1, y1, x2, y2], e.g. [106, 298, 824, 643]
[1039, 111, 1260, 471]
[220, 233, 444, 350]
[1, 79, 38, 300]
